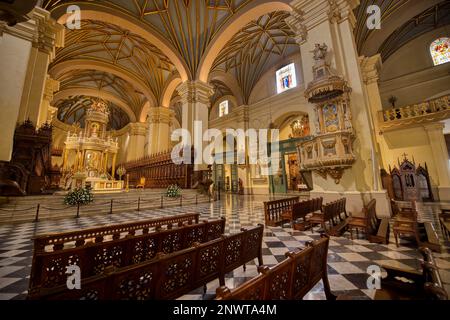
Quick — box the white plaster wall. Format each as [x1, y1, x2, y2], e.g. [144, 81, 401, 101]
[0, 33, 32, 161]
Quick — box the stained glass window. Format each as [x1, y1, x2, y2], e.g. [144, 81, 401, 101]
[219, 100, 229, 117]
[430, 38, 450, 66]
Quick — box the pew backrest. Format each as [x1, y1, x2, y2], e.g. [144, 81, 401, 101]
[216, 235, 332, 301]
[28, 225, 264, 300]
[264, 197, 299, 226]
[33, 213, 200, 253]
[29, 218, 226, 294]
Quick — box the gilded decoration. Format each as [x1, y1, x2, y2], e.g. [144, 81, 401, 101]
[60, 99, 123, 193]
[298, 43, 356, 184]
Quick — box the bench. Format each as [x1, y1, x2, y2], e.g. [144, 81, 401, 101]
[281, 197, 323, 230]
[32, 213, 200, 253]
[374, 247, 447, 300]
[392, 201, 441, 252]
[216, 234, 335, 300]
[347, 199, 390, 244]
[309, 198, 348, 236]
[263, 196, 299, 227]
[28, 217, 225, 297]
[27, 225, 264, 300]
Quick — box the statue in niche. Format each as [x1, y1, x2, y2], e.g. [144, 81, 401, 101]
[314, 107, 321, 134]
[343, 103, 353, 130]
[311, 43, 328, 62]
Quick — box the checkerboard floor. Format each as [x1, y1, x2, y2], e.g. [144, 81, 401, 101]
[0, 194, 449, 300]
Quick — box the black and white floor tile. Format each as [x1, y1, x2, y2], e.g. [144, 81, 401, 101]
[0, 195, 449, 300]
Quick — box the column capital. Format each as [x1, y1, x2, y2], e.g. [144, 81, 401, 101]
[2, 7, 64, 60]
[359, 54, 382, 85]
[285, 7, 308, 45]
[128, 122, 148, 136]
[147, 106, 174, 125]
[288, 0, 359, 33]
[177, 80, 214, 105]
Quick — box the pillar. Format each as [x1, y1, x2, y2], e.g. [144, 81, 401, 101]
[424, 123, 450, 201]
[177, 81, 214, 171]
[37, 76, 60, 127]
[127, 122, 147, 162]
[147, 107, 174, 155]
[287, 0, 390, 216]
[111, 154, 117, 179]
[0, 7, 64, 161]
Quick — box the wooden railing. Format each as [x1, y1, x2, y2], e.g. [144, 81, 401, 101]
[378, 95, 450, 131]
[28, 225, 264, 300]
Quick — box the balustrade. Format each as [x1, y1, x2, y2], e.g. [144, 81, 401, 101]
[379, 95, 450, 131]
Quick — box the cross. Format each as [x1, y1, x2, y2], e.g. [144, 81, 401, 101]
[402, 153, 408, 160]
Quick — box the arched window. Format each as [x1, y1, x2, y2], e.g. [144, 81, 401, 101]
[219, 100, 229, 117]
[430, 37, 450, 66]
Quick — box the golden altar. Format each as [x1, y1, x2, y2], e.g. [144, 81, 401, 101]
[60, 99, 123, 193]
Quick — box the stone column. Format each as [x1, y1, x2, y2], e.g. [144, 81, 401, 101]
[287, 0, 390, 216]
[111, 154, 117, 179]
[37, 76, 60, 127]
[127, 122, 147, 162]
[177, 81, 214, 171]
[236, 105, 252, 195]
[359, 54, 385, 190]
[0, 7, 64, 161]
[424, 123, 450, 201]
[147, 107, 174, 155]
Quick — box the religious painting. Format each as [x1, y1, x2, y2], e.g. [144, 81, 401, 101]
[323, 104, 339, 132]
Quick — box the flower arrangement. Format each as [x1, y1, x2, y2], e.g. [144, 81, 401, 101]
[64, 187, 94, 206]
[166, 184, 181, 198]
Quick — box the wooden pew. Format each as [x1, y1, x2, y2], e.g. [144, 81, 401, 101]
[374, 247, 447, 300]
[27, 225, 264, 300]
[216, 234, 335, 300]
[347, 199, 390, 244]
[263, 196, 299, 227]
[28, 217, 225, 296]
[392, 201, 441, 252]
[281, 197, 323, 230]
[309, 198, 348, 236]
[32, 213, 200, 253]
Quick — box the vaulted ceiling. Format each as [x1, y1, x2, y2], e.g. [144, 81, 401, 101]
[212, 11, 297, 104]
[43, 0, 256, 78]
[354, 0, 448, 57]
[55, 95, 130, 130]
[40, 0, 449, 123]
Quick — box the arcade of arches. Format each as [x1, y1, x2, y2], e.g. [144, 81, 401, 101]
[0, 0, 449, 301]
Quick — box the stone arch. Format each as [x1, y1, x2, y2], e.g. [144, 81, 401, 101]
[272, 111, 309, 130]
[49, 59, 157, 113]
[197, 0, 292, 82]
[160, 75, 183, 108]
[53, 88, 138, 123]
[51, 5, 190, 81]
[139, 101, 151, 123]
[208, 70, 244, 106]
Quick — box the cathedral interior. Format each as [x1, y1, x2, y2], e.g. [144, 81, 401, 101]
[0, 0, 449, 303]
